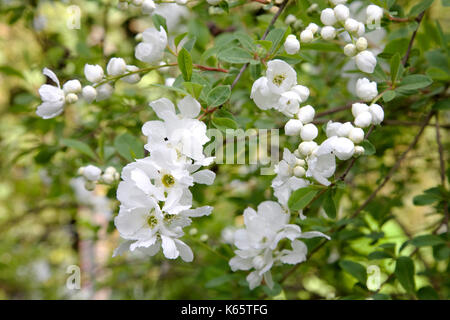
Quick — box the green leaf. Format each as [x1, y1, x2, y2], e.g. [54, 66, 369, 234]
[207, 85, 231, 107]
[361, 140, 376, 156]
[218, 47, 253, 64]
[178, 48, 193, 81]
[0, 65, 24, 79]
[211, 117, 238, 132]
[413, 188, 442, 205]
[417, 286, 439, 300]
[368, 251, 393, 260]
[183, 82, 203, 99]
[174, 32, 188, 48]
[182, 37, 197, 52]
[288, 187, 319, 211]
[152, 13, 167, 32]
[395, 256, 415, 294]
[383, 90, 396, 102]
[432, 99, 450, 110]
[410, 235, 444, 247]
[390, 53, 401, 84]
[255, 40, 272, 51]
[339, 260, 367, 284]
[322, 189, 336, 219]
[409, 0, 434, 16]
[60, 138, 97, 161]
[396, 75, 433, 93]
[265, 28, 286, 54]
[234, 32, 257, 52]
[114, 133, 144, 162]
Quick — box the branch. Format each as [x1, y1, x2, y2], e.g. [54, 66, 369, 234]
[402, 11, 426, 66]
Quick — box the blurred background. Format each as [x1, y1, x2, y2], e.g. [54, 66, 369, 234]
[0, 0, 448, 299]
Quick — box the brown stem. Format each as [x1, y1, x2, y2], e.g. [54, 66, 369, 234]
[193, 64, 229, 73]
[402, 11, 425, 66]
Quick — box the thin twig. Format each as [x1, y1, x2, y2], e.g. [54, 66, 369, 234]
[402, 11, 425, 66]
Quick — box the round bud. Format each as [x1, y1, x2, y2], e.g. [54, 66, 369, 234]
[320, 8, 337, 26]
[84, 64, 104, 83]
[293, 166, 306, 177]
[333, 4, 349, 21]
[297, 105, 315, 124]
[298, 141, 318, 157]
[369, 104, 384, 125]
[285, 14, 297, 25]
[321, 26, 336, 40]
[82, 86, 97, 103]
[102, 173, 115, 184]
[336, 121, 354, 137]
[354, 111, 373, 128]
[296, 158, 306, 167]
[142, 0, 156, 14]
[284, 34, 300, 54]
[344, 43, 357, 57]
[356, 37, 368, 51]
[300, 123, 318, 141]
[122, 65, 141, 84]
[334, 137, 355, 160]
[284, 119, 303, 136]
[63, 80, 82, 94]
[65, 93, 78, 104]
[83, 165, 102, 181]
[354, 146, 365, 156]
[306, 23, 319, 34]
[300, 29, 314, 43]
[348, 127, 365, 143]
[344, 18, 359, 33]
[107, 57, 127, 76]
[352, 102, 369, 118]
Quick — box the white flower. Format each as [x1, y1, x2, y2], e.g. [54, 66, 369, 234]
[354, 111, 373, 128]
[336, 121, 354, 137]
[142, 0, 156, 14]
[344, 43, 357, 57]
[333, 137, 355, 160]
[122, 65, 141, 84]
[334, 4, 349, 21]
[321, 8, 337, 26]
[82, 165, 102, 181]
[369, 104, 384, 124]
[300, 29, 314, 43]
[306, 23, 319, 34]
[135, 26, 168, 64]
[352, 102, 370, 118]
[306, 138, 336, 186]
[355, 50, 377, 73]
[356, 78, 378, 101]
[82, 86, 97, 103]
[348, 127, 365, 144]
[344, 18, 359, 33]
[96, 83, 114, 101]
[298, 141, 318, 158]
[366, 4, 383, 26]
[284, 119, 303, 136]
[250, 77, 280, 111]
[277, 91, 301, 117]
[107, 57, 127, 76]
[36, 68, 65, 119]
[63, 80, 81, 94]
[321, 26, 336, 40]
[291, 85, 310, 102]
[284, 34, 300, 54]
[266, 59, 297, 94]
[297, 105, 315, 124]
[326, 121, 342, 137]
[300, 123, 318, 141]
[356, 37, 368, 51]
[84, 64, 104, 83]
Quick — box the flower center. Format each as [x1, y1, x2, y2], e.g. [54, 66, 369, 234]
[164, 213, 175, 222]
[273, 74, 286, 87]
[162, 174, 175, 188]
[147, 214, 158, 228]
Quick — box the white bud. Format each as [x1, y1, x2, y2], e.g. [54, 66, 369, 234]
[300, 29, 314, 43]
[102, 173, 115, 184]
[352, 102, 370, 118]
[65, 93, 78, 104]
[366, 5, 383, 26]
[200, 234, 209, 242]
[142, 0, 156, 14]
[284, 119, 303, 136]
[354, 146, 365, 156]
[306, 23, 319, 34]
[296, 158, 306, 167]
[334, 137, 355, 160]
[83, 165, 102, 181]
[348, 127, 365, 144]
[284, 34, 300, 55]
[321, 8, 337, 26]
[63, 80, 81, 94]
[96, 83, 113, 101]
[189, 228, 198, 236]
[326, 121, 342, 137]
[107, 57, 127, 76]
[82, 85, 97, 103]
[356, 37, 368, 51]
[165, 77, 176, 87]
[334, 4, 349, 21]
[344, 18, 359, 33]
[84, 64, 104, 83]
[285, 14, 297, 25]
[297, 105, 315, 124]
[337, 121, 354, 137]
[321, 26, 336, 40]
[78, 167, 85, 175]
[357, 22, 365, 37]
[354, 111, 373, 128]
[105, 166, 117, 176]
[369, 104, 384, 125]
[356, 78, 377, 101]
[344, 43, 357, 57]
[293, 166, 306, 177]
[291, 85, 310, 102]
[301, 123, 318, 141]
[355, 50, 377, 73]
[298, 141, 318, 157]
[122, 65, 141, 84]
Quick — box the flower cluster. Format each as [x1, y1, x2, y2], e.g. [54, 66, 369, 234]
[113, 95, 216, 261]
[78, 165, 119, 190]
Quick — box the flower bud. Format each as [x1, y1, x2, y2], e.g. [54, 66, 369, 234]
[296, 158, 306, 167]
[344, 43, 357, 57]
[355, 50, 377, 73]
[65, 93, 78, 104]
[102, 173, 115, 184]
[301, 123, 318, 141]
[334, 4, 349, 21]
[369, 104, 384, 125]
[142, 0, 156, 14]
[122, 65, 141, 84]
[300, 29, 314, 43]
[354, 111, 373, 128]
[366, 4, 383, 26]
[105, 166, 117, 176]
[285, 14, 297, 25]
[326, 121, 342, 137]
[356, 37, 368, 51]
[285, 119, 303, 136]
[284, 34, 300, 54]
[96, 83, 113, 101]
[82, 85, 97, 103]
[320, 8, 337, 26]
[297, 105, 315, 124]
[321, 26, 336, 40]
[344, 18, 359, 33]
[357, 22, 365, 37]
[334, 137, 355, 160]
[63, 79, 81, 94]
[298, 141, 318, 157]
[352, 102, 369, 118]
[348, 127, 364, 143]
[354, 146, 365, 156]
[78, 167, 85, 175]
[83, 165, 102, 181]
[306, 23, 319, 34]
[84, 64, 104, 83]
[356, 78, 377, 101]
[291, 85, 310, 102]
[107, 57, 127, 76]
[337, 121, 354, 137]
[293, 166, 306, 177]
